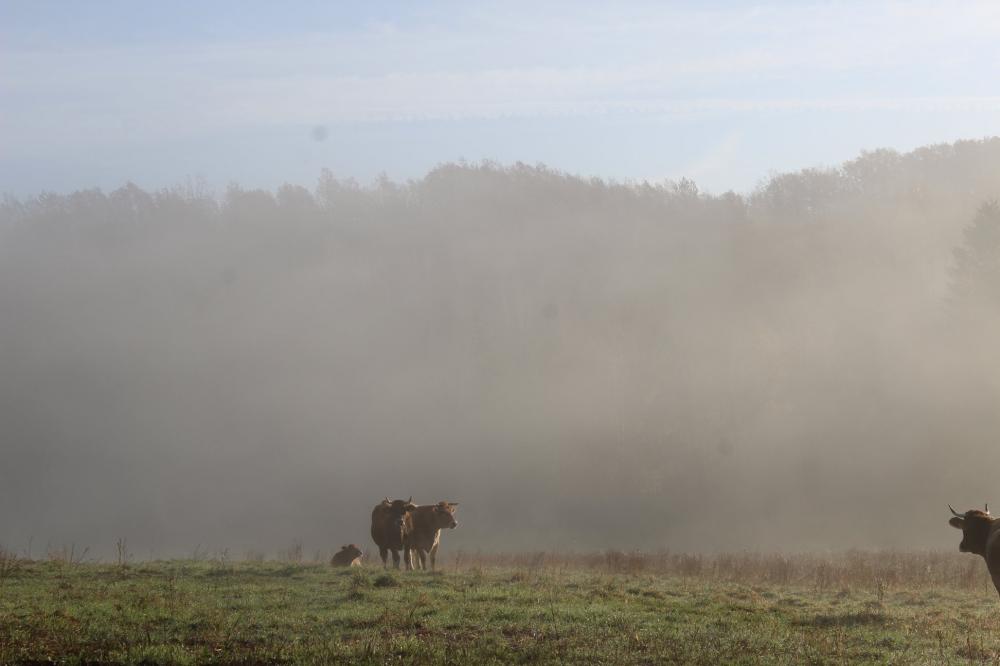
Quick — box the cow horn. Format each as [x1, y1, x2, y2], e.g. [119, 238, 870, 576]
[949, 504, 963, 517]
[986, 503, 990, 514]
[407, 496, 412, 503]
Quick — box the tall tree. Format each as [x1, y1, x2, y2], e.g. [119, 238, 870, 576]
[951, 200, 1000, 311]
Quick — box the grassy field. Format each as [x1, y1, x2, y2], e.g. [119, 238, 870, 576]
[2, 549, 1000, 664]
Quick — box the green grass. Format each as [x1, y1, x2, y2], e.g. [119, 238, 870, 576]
[1, 555, 1000, 664]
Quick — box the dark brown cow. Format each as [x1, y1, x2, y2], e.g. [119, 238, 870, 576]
[403, 501, 459, 571]
[370, 497, 417, 569]
[948, 503, 1000, 597]
[330, 544, 363, 567]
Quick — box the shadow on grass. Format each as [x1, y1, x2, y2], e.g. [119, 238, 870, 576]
[795, 611, 887, 628]
[251, 565, 309, 578]
[373, 573, 400, 588]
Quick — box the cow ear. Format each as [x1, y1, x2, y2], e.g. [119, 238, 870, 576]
[449, 502, 459, 508]
[950, 517, 965, 529]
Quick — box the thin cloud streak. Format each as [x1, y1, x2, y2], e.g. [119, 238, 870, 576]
[4, 2, 999, 123]
[2, 1, 1000, 194]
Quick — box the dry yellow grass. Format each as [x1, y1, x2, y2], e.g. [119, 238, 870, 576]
[447, 548, 993, 593]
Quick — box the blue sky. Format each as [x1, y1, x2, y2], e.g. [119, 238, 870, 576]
[2, 1, 1000, 196]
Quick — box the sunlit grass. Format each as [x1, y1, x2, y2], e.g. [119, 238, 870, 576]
[0, 551, 997, 664]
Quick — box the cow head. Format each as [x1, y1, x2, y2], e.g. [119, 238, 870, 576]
[949, 504, 994, 556]
[432, 501, 459, 529]
[386, 496, 418, 530]
[340, 544, 363, 560]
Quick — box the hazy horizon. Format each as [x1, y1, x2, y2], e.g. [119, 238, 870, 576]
[5, 2, 1000, 562]
[4, 137, 1000, 560]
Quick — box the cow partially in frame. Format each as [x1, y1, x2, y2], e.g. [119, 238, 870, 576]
[948, 503, 1000, 597]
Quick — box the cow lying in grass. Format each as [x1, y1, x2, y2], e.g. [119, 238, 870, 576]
[331, 544, 363, 567]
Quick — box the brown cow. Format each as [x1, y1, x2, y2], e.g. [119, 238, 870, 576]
[948, 503, 1000, 597]
[403, 501, 459, 571]
[370, 496, 417, 569]
[331, 544, 363, 567]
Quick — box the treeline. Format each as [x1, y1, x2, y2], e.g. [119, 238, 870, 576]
[2, 137, 1000, 553]
[5, 137, 1000, 229]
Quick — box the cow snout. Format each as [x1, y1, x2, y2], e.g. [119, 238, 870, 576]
[450, 519, 458, 529]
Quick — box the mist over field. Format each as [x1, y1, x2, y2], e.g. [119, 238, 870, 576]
[3, 139, 1000, 558]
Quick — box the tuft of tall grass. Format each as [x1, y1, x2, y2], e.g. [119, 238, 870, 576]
[0, 546, 22, 588]
[45, 543, 89, 566]
[281, 539, 304, 563]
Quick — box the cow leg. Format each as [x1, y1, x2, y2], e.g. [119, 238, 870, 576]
[379, 547, 389, 568]
[403, 546, 413, 571]
[416, 549, 428, 571]
[429, 543, 439, 571]
[390, 549, 401, 569]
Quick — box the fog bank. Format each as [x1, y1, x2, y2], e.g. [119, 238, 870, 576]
[3, 139, 1000, 558]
